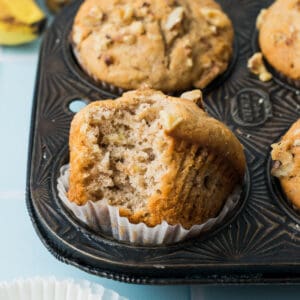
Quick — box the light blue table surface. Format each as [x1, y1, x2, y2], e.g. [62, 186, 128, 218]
[1, 27, 300, 300]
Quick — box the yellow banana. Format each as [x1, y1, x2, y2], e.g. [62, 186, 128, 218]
[0, 0, 46, 46]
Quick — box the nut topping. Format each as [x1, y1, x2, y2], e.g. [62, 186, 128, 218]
[123, 34, 136, 44]
[247, 52, 272, 82]
[72, 26, 84, 44]
[130, 21, 145, 35]
[160, 111, 183, 131]
[180, 90, 204, 108]
[200, 8, 230, 28]
[293, 139, 300, 146]
[256, 9, 267, 30]
[165, 7, 185, 30]
[88, 6, 103, 19]
[186, 58, 193, 67]
[122, 4, 134, 22]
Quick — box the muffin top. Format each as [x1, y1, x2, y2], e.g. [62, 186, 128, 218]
[258, 0, 300, 80]
[271, 119, 300, 208]
[72, 0, 233, 92]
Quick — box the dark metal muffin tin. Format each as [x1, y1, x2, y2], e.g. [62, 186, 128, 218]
[27, 0, 300, 284]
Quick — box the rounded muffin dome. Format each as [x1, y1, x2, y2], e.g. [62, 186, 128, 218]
[272, 119, 300, 209]
[71, 0, 233, 93]
[258, 0, 300, 80]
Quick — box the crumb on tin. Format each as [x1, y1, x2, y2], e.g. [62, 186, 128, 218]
[247, 52, 273, 82]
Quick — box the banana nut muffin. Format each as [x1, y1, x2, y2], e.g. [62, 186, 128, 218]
[257, 0, 300, 80]
[68, 89, 246, 229]
[71, 0, 234, 93]
[272, 119, 300, 208]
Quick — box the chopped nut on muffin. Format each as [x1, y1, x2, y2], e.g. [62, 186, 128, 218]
[247, 52, 272, 82]
[71, 0, 234, 92]
[271, 119, 300, 208]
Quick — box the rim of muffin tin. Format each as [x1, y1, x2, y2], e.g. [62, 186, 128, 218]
[251, 29, 300, 93]
[49, 145, 251, 249]
[266, 136, 300, 225]
[61, 16, 239, 98]
[27, 0, 300, 283]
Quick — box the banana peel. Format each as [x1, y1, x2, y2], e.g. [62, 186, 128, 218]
[0, 0, 46, 46]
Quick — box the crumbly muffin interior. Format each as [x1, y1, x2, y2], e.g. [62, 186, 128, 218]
[77, 99, 237, 226]
[83, 101, 170, 212]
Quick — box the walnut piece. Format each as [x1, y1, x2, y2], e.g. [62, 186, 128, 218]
[123, 4, 134, 21]
[271, 141, 294, 177]
[100, 152, 111, 170]
[82, 7, 105, 27]
[103, 132, 126, 144]
[186, 58, 193, 67]
[150, 93, 167, 102]
[88, 6, 103, 19]
[247, 52, 273, 82]
[130, 21, 145, 35]
[72, 26, 84, 45]
[93, 34, 112, 52]
[200, 8, 230, 28]
[294, 139, 300, 146]
[256, 9, 267, 30]
[180, 90, 204, 108]
[165, 7, 185, 30]
[209, 25, 217, 34]
[160, 111, 183, 131]
[148, 33, 161, 41]
[117, 4, 134, 22]
[123, 34, 136, 44]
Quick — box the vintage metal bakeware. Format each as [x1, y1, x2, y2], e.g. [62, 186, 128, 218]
[27, 0, 300, 284]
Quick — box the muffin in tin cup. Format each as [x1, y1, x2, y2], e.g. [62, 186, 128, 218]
[71, 0, 234, 93]
[256, 0, 300, 88]
[271, 119, 300, 211]
[58, 89, 245, 245]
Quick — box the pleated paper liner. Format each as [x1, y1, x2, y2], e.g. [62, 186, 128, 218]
[0, 277, 126, 300]
[57, 164, 242, 246]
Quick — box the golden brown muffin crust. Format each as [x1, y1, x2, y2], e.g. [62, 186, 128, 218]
[258, 0, 300, 80]
[72, 0, 233, 92]
[68, 89, 246, 228]
[272, 119, 300, 208]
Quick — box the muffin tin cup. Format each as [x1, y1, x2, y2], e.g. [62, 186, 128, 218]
[26, 0, 300, 284]
[57, 165, 242, 246]
[268, 63, 300, 91]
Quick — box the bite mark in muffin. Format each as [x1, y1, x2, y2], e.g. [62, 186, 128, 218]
[68, 89, 246, 229]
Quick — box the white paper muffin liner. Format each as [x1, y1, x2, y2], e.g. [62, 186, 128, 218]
[57, 165, 242, 245]
[0, 277, 127, 300]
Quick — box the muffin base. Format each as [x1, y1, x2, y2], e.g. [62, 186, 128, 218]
[58, 164, 242, 245]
